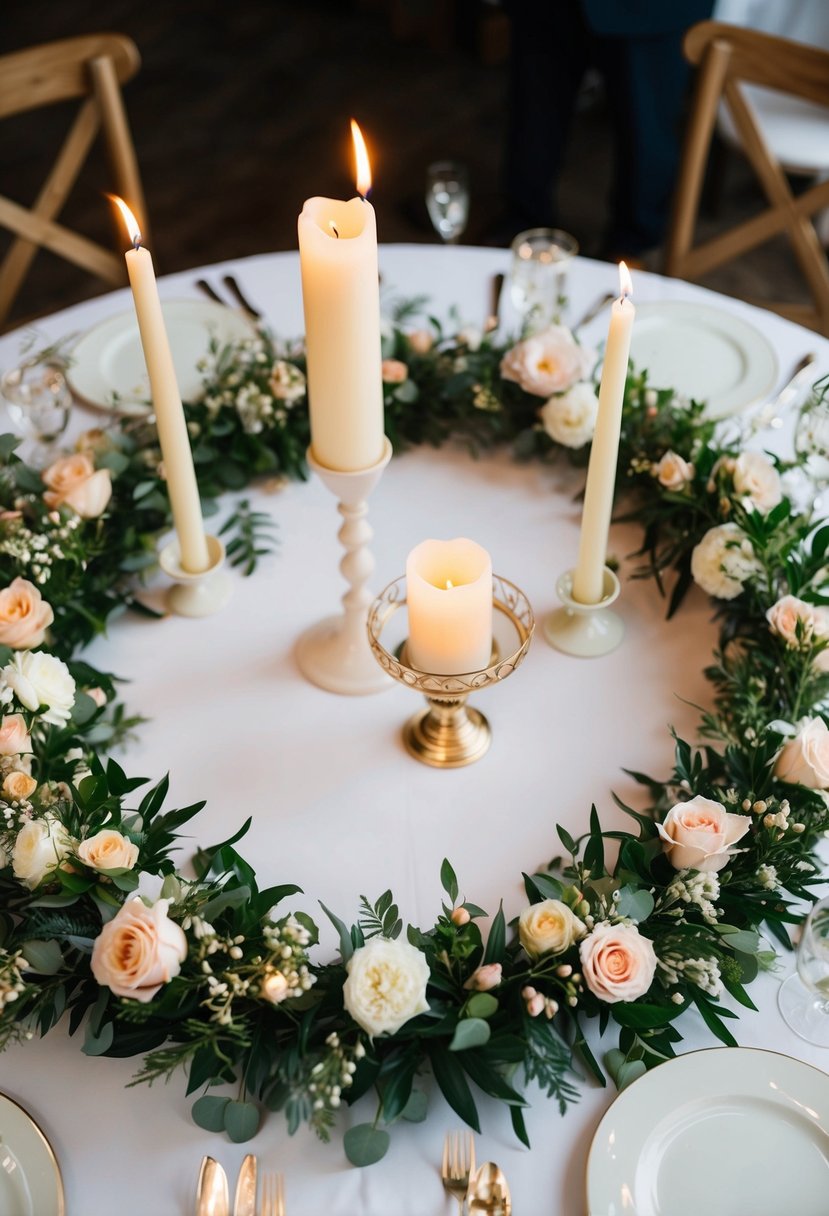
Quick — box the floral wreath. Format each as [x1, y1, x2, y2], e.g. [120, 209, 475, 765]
[0, 303, 827, 1166]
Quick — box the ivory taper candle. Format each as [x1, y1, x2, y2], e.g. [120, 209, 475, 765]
[572, 263, 635, 605]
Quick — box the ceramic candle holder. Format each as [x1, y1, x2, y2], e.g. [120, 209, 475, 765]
[158, 534, 232, 618]
[367, 574, 534, 768]
[295, 437, 393, 695]
[543, 566, 624, 657]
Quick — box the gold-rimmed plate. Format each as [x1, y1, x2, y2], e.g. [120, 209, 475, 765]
[586, 1047, 829, 1216]
[0, 1091, 65, 1216]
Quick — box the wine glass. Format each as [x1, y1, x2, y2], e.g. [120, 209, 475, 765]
[778, 893, 829, 1045]
[508, 227, 578, 332]
[794, 377, 829, 512]
[425, 160, 469, 244]
[0, 358, 71, 468]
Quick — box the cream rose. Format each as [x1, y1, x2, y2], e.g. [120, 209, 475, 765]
[579, 923, 657, 1003]
[500, 326, 596, 397]
[42, 453, 112, 519]
[268, 360, 306, 403]
[518, 899, 585, 959]
[654, 450, 694, 491]
[4, 651, 75, 727]
[381, 359, 409, 384]
[2, 771, 37, 801]
[90, 897, 187, 1002]
[732, 451, 782, 513]
[766, 595, 825, 648]
[539, 382, 598, 449]
[657, 795, 750, 872]
[0, 578, 54, 650]
[690, 523, 759, 599]
[0, 714, 32, 757]
[774, 717, 829, 790]
[342, 938, 430, 1037]
[12, 816, 73, 888]
[78, 829, 139, 872]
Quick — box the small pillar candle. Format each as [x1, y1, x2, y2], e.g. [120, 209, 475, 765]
[406, 538, 493, 675]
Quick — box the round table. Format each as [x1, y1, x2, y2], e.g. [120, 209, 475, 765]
[1, 246, 827, 1215]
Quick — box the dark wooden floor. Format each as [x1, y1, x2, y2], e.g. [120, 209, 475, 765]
[2, 0, 815, 330]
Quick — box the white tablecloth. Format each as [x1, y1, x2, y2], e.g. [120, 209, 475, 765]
[1, 247, 828, 1216]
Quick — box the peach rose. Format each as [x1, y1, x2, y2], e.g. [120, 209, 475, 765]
[0, 578, 54, 649]
[407, 329, 434, 354]
[774, 717, 829, 790]
[78, 829, 139, 872]
[500, 326, 596, 397]
[579, 923, 657, 1003]
[90, 897, 187, 1002]
[42, 454, 112, 519]
[519, 899, 585, 958]
[463, 963, 502, 991]
[381, 359, 409, 384]
[2, 771, 37, 801]
[654, 450, 694, 491]
[0, 714, 32, 757]
[732, 451, 782, 514]
[657, 795, 750, 872]
[766, 595, 822, 647]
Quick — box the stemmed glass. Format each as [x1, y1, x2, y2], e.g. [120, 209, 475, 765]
[778, 894, 829, 1046]
[425, 160, 469, 245]
[0, 358, 71, 468]
[508, 227, 578, 333]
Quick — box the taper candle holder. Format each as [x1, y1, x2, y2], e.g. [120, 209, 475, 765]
[543, 566, 623, 657]
[158, 534, 232, 618]
[296, 437, 393, 695]
[367, 574, 534, 767]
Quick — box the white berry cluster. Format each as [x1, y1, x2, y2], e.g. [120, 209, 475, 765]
[660, 871, 721, 924]
[658, 951, 723, 997]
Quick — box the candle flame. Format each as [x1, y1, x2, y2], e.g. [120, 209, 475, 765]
[107, 193, 142, 246]
[445, 578, 454, 589]
[351, 119, 372, 197]
[619, 260, 633, 299]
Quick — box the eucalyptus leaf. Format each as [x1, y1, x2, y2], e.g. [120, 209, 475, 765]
[466, 993, 498, 1020]
[83, 1020, 114, 1056]
[21, 939, 63, 975]
[224, 1100, 260, 1143]
[343, 1123, 390, 1167]
[401, 1089, 428, 1123]
[192, 1094, 231, 1133]
[616, 1059, 647, 1090]
[449, 1018, 491, 1052]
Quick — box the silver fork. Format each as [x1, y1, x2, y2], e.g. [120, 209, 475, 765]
[259, 1171, 285, 1216]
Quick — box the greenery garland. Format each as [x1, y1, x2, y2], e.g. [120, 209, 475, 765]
[0, 304, 827, 1166]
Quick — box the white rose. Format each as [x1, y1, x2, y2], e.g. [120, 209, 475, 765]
[500, 326, 596, 397]
[342, 938, 430, 1037]
[657, 795, 750, 872]
[579, 923, 657, 1004]
[12, 816, 73, 888]
[518, 899, 585, 958]
[77, 829, 139, 872]
[733, 451, 782, 513]
[654, 450, 694, 491]
[539, 382, 598, 449]
[91, 897, 187, 1003]
[690, 523, 759, 600]
[3, 651, 76, 727]
[774, 717, 829, 790]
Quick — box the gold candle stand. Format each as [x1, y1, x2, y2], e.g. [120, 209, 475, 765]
[367, 574, 534, 768]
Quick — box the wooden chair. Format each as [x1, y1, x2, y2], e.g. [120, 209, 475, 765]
[0, 33, 148, 332]
[664, 20, 829, 336]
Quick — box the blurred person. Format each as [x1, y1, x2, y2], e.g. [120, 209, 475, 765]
[499, 0, 715, 260]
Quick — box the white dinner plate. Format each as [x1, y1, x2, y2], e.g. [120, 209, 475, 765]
[586, 1047, 829, 1216]
[65, 298, 254, 415]
[628, 300, 778, 419]
[0, 1092, 64, 1216]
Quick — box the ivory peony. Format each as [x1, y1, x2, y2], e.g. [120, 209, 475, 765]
[0, 578, 54, 649]
[3, 651, 76, 727]
[342, 938, 430, 1037]
[579, 923, 657, 1003]
[657, 795, 750, 872]
[690, 523, 759, 599]
[500, 326, 595, 397]
[91, 898, 187, 1002]
[539, 382, 599, 448]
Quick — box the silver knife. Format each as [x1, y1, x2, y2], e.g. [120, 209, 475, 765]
[233, 1153, 257, 1216]
[754, 351, 817, 430]
[200, 1158, 229, 1216]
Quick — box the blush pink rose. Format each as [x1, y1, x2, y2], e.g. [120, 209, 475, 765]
[90, 897, 187, 1002]
[579, 923, 657, 1004]
[500, 326, 596, 397]
[774, 718, 829, 790]
[381, 359, 409, 384]
[0, 578, 54, 649]
[42, 454, 112, 519]
[657, 795, 750, 872]
[0, 714, 32, 757]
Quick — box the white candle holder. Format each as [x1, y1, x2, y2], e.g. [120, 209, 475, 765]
[158, 534, 232, 618]
[543, 566, 624, 658]
[295, 437, 393, 695]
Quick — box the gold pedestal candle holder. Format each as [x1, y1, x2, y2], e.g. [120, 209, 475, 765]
[367, 574, 535, 768]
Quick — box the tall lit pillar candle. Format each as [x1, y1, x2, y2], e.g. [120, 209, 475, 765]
[572, 263, 635, 605]
[406, 538, 493, 675]
[297, 124, 384, 472]
[110, 197, 209, 574]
